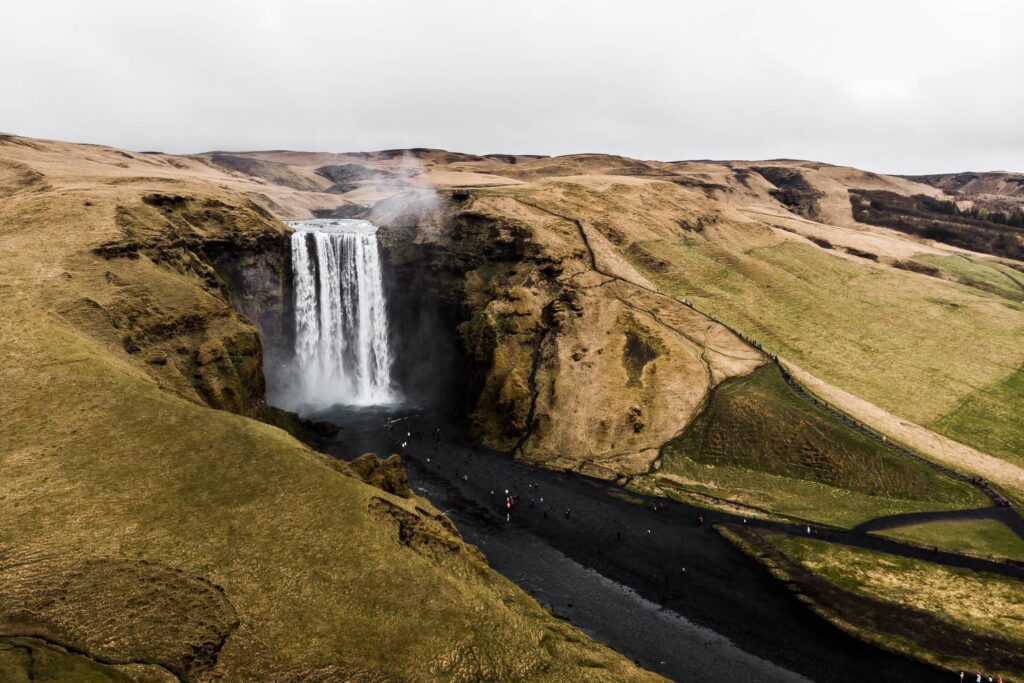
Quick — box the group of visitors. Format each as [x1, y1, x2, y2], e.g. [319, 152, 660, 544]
[961, 672, 1004, 683]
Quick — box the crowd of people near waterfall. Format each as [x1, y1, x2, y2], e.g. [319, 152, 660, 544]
[386, 416, 725, 592]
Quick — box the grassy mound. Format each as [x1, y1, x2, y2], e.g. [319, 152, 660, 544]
[656, 364, 986, 527]
[909, 253, 1024, 301]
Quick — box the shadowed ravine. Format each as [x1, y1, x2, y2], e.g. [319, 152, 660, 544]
[314, 406, 952, 683]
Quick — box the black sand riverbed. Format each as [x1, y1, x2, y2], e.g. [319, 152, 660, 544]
[316, 405, 950, 682]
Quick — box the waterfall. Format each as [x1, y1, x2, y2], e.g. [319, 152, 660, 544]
[287, 219, 395, 409]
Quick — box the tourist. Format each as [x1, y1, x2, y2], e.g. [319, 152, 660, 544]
[697, 515, 704, 527]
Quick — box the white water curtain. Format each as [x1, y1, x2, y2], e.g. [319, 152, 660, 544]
[289, 219, 394, 408]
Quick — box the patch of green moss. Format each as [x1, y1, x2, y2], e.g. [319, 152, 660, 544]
[621, 320, 662, 388]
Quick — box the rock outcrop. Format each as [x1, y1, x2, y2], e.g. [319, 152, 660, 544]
[350, 453, 413, 498]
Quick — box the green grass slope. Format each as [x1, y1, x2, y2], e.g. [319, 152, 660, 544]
[651, 364, 986, 527]
[876, 518, 1024, 563]
[722, 529, 1024, 679]
[909, 253, 1024, 301]
[932, 365, 1024, 469]
[628, 232, 1024, 473]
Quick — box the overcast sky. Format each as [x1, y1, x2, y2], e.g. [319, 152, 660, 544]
[2, 1, 1022, 174]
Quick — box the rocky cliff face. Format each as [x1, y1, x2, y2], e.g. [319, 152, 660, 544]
[81, 190, 291, 419]
[368, 182, 763, 479]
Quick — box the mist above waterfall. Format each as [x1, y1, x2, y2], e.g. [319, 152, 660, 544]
[283, 219, 396, 413]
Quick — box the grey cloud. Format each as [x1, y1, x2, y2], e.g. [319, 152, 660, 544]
[1, 0, 1021, 174]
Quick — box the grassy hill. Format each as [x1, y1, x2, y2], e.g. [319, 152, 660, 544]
[653, 364, 986, 527]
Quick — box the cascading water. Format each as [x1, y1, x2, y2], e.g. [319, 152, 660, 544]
[287, 219, 395, 409]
